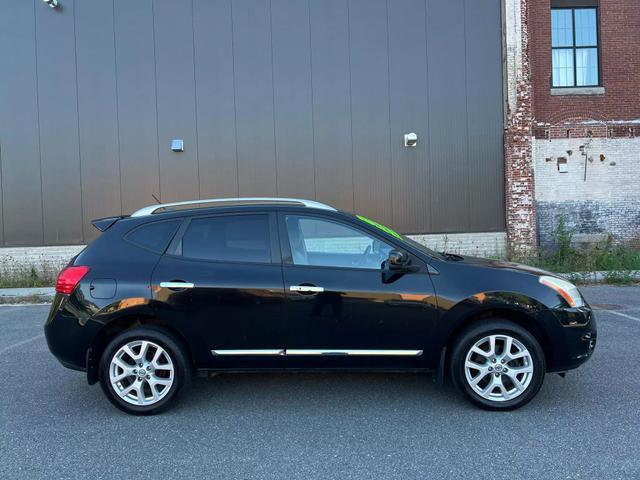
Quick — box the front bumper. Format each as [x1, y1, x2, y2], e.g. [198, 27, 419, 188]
[546, 306, 597, 372]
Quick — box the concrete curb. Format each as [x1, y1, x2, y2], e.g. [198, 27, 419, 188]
[0, 287, 55, 305]
[561, 270, 640, 283]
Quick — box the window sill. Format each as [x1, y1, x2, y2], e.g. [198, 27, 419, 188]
[551, 87, 605, 96]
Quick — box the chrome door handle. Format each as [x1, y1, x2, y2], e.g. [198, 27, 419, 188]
[159, 281, 195, 289]
[289, 285, 324, 293]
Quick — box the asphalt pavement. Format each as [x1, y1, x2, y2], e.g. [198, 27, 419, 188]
[1, 285, 639, 479]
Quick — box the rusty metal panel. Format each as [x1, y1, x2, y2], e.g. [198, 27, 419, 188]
[114, 0, 161, 216]
[465, 0, 506, 232]
[232, 0, 278, 196]
[0, 0, 505, 247]
[426, 0, 470, 233]
[193, 0, 239, 199]
[75, 0, 121, 242]
[0, 0, 43, 246]
[35, 0, 83, 245]
[271, 0, 315, 199]
[153, 0, 199, 203]
[388, 0, 431, 234]
[309, 0, 354, 212]
[349, 0, 393, 226]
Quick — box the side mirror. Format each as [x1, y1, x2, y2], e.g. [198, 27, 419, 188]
[387, 250, 409, 269]
[382, 250, 417, 284]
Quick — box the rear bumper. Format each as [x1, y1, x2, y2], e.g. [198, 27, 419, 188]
[546, 307, 597, 372]
[44, 294, 101, 372]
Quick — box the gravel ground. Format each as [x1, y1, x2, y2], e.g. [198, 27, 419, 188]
[0, 285, 639, 479]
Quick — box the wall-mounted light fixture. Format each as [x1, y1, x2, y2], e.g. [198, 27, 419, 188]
[404, 132, 417, 147]
[170, 139, 184, 152]
[42, 0, 59, 8]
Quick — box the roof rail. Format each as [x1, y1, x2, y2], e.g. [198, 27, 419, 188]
[130, 197, 337, 217]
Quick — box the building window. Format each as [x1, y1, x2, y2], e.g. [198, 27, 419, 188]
[551, 6, 599, 87]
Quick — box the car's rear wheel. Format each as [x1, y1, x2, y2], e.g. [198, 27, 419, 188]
[99, 326, 191, 415]
[450, 320, 545, 410]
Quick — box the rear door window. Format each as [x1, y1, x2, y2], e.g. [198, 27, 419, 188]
[181, 214, 271, 263]
[125, 219, 182, 253]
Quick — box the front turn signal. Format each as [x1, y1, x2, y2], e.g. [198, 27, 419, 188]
[539, 275, 584, 308]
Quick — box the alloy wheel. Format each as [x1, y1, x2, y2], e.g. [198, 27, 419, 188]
[109, 340, 175, 406]
[464, 334, 534, 402]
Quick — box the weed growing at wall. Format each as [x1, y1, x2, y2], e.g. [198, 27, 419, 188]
[512, 218, 640, 284]
[0, 262, 58, 288]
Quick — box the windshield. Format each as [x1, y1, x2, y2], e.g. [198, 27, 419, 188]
[353, 214, 441, 258]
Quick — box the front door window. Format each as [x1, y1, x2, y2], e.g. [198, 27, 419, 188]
[285, 215, 393, 270]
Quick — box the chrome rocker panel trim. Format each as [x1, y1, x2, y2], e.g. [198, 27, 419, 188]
[211, 349, 423, 356]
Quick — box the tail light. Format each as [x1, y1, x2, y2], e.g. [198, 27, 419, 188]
[55, 266, 90, 295]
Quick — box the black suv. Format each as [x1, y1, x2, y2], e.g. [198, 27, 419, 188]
[45, 198, 596, 414]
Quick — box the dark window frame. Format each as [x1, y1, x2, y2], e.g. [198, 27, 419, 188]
[551, 5, 601, 88]
[168, 211, 278, 266]
[124, 218, 183, 254]
[277, 211, 412, 272]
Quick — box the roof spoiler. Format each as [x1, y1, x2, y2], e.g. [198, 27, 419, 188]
[91, 216, 125, 232]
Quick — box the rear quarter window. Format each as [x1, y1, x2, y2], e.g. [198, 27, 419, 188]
[125, 219, 182, 253]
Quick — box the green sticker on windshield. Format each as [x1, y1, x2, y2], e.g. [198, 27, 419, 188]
[356, 215, 403, 240]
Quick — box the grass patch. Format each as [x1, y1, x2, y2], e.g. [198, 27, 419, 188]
[0, 265, 57, 289]
[512, 219, 640, 284]
[602, 270, 636, 285]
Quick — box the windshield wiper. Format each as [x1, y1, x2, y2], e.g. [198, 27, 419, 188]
[439, 251, 464, 261]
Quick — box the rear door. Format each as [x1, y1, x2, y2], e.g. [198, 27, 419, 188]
[151, 212, 287, 367]
[279, 212, 438, 366]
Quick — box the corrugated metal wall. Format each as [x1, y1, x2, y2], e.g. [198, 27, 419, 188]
[0, 0, 504, 247]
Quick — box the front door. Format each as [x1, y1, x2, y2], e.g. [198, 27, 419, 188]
[151, 212, 287, 367]
[279, 213, 438, 367]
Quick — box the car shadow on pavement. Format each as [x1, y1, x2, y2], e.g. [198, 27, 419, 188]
[48, 364, 598, 418]
[178, 372, 477, 415]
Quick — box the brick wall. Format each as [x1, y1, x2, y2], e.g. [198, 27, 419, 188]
[530, 0, 640, 124]
[0, 233, 507, 280]
[504, 0, 538, 255]
[409, 232, 507, 258]
[533, 137, 640, 247]
[528, 0, 640, 249]
[0, 245, 85, 280]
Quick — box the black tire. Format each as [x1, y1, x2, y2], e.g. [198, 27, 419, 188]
[99, 326, 192, 415]
[450, 319, 545, 411]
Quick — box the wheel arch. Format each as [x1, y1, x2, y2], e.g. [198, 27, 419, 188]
[438, 298, 556, 379]
[87, 313, 193, 385]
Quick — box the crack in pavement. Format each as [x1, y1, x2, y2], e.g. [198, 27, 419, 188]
[0, 334, 44, 356]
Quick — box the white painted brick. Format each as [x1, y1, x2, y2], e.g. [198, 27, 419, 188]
[504, 0, 523, 116]
[0, 232, 508, 278]
[408, 232, 507, 258]
[533, 136, 640, 245]
[533, 137, 640, 203]
[0, 245, 85, 278]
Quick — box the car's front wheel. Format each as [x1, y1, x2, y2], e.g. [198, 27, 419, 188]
[99, 326, 191, 415]
[451, 320, 545, 410]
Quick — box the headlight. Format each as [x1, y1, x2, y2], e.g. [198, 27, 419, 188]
[539, 276, 584, 308]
